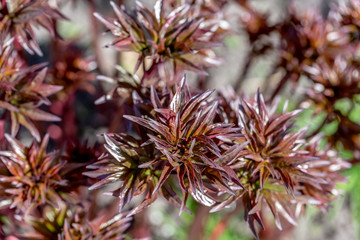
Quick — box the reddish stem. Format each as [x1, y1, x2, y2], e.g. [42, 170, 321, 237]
[187, 205, 211, 240]
[268, 72, 292, 103]
[87, 0, 104, 74]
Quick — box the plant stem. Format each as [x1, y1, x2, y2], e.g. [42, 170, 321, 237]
[88, 0, 103, 74]
[187, 205, 211, 240]
[130, 209, 151, 239]
[268, 72, 292, 103]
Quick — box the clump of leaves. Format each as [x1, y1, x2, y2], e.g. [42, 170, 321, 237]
[0, 0, 66, 56]
[85, 133, 163, 216]
[95, 0, 224, 79]
[303, 56, 360, 114]
[1, 38, 63, 142]
[17, 203, 132, 240]
[216, 91, 347, 238]
[0, 50, 62, 141]
[238, 92, 307, 192]
[330, 0, 360, 40]
[125, 78, 248, 209]
[238, 2, 274, 46]
[270, 8, 334, 99]
[63, 211, 132, 240]
[50, 41, 97, 98]
[88, 78, 248, 215]
[0, 134, 68, 215]
[302, 56, 360, 158]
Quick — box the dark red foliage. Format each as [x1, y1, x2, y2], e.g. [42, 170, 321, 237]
[87, 78, 248, 215]
[0, 0, 353, 239]
[0, 134, 67, 215]
[210, 91, 348, 238]
[95, 0, 224, 79]
[0, 40, 62, 142]
[0, 0, 66, 56]
[49, 40, 97, 98]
